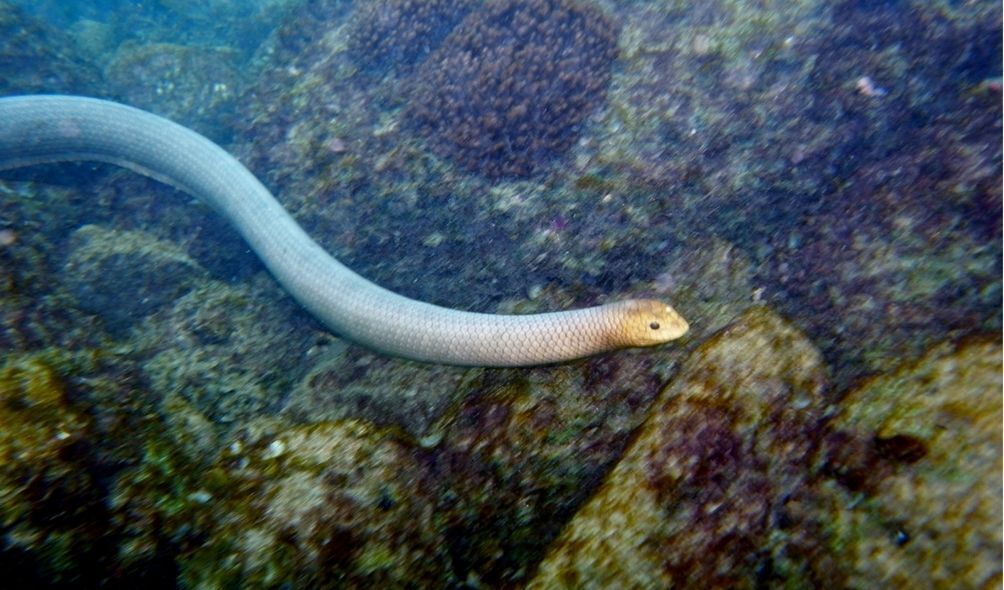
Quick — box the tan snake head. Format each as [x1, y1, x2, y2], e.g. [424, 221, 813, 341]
[608, 299, 689, 348]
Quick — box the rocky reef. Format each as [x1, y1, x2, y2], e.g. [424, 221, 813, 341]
[819, 338, 1002, 589]
[0, 0, 1000, 587]
[529, 313, 1002, 589]
[529, 308, 835, 588]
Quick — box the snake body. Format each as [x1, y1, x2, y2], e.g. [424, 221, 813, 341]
[0, 95, 688, 366]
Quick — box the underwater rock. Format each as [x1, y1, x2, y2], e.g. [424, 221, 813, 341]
[651, 236, 758, 340]
[0, 355, 107, 584]
[104, 42, 240, 141]
[408, 0, 620, 178]
[62, 224, 207, 334]
[180, 420, 454, 588]
[528, 307, 833, 588]
[819, 338, 1002, 589]
[139, 277, 310, 424]
[767, 143, 1001, 385]
[283, 346, 475, 439]
[0, 181, 93, 352]
[603, 0, 1002, 386]
[66, 18, 114, 57]
[0, 1, 102, 95]
[601, 0, 833, 202]
[432, 349, 686, 585]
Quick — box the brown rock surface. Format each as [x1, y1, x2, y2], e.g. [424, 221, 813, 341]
[529, 307, 833, 588]
[821, 338, 1002, 589]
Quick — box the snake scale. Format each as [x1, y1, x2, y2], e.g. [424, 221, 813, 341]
[0, 95, 688, 366]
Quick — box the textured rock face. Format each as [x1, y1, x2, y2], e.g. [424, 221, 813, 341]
[820, 338, 1002, 590]
[407, 0, 620, 178]
[0, 1, 101, 96]
[190, 421, 454, 588]
[529, 312, 1002, 589]
[529, 307, 834, 588]
[0, 357, 99, 577]
[104, 42, 240, 141]
[138, 278, 310, 424]
[62, 225, 206, 333]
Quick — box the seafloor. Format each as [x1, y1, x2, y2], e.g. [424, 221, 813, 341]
[0, 0, 1000, 588]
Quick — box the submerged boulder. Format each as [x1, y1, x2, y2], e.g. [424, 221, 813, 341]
[530, 307, 834, 588]
[820, 338, 1002, 589]
[62, 224, 206, 334]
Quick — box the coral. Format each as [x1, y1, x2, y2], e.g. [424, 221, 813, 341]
[345, 0, 478, 75]
[407, 0, 620, 178]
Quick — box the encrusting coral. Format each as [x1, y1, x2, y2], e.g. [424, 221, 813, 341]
[346, 0, 478, 75]
[407, 0, 620, 178]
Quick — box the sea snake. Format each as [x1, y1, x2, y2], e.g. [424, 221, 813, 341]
[0, 95, 688, 366]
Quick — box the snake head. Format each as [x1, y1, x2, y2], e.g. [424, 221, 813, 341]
[611, 299, 689, 348]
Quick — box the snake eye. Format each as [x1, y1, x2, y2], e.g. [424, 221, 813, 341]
[649, 321, 660, 330]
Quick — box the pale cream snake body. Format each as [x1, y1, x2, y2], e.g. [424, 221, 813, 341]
[0, 95, 687, 366]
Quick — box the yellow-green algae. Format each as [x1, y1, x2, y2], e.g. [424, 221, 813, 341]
[0, 351, 222, 582]
[0, 355, 94, 579]
[0, 356, 88, 514]
[174, 419, 454, 588]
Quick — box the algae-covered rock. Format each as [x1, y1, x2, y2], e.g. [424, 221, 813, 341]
[180, 420, 453, 588]
[0, 1, 101, 95]
[820, 338, 1002, 589]
[529, 307, 833, 589]
[0, 351, 220, 585]
[433, 351, 685, 586]
[62, 224, 207, 334]
[604, 0, 1001, 387]
[0, 356, 104, 583]
[139, 277, 311, 424]
[284, 346, 475, 439]
[651, 236, 758, 340]
[104, 42, 240, 141]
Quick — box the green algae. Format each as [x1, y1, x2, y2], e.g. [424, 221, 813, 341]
[166, 419, 457, 588]
[0, 355, 100, 580]
[0, 356, 66, 412]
